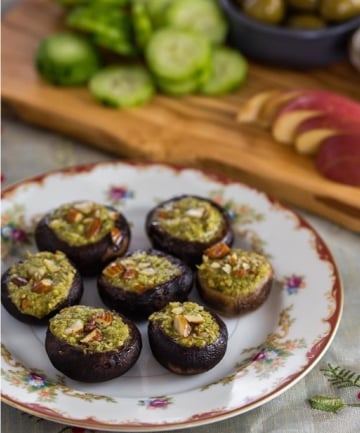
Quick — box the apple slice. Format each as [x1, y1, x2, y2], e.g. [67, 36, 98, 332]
[295, 129, 340, 155]
[274, 89, 360, 125]
[316, 133, 360, 186]
[258, 89, 302, 128]
[294, 114, 360, 155]
[236, 89, 281, 125]
[271, 109, 322, 144]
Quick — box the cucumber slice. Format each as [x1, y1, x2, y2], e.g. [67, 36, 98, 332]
[66, 4, 138, 56]
[89, 65, 155, 108]
[200, 47, 248, 95]
[156, 76, 200, 96]
[146, 28, 211, 82]
[36, 32, 100, 85]
[146, 0, 176, 28]
[163, 0, 228, 45]
[132, 2, 153, 50]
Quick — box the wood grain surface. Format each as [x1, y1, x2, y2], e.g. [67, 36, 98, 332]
[2, 0, 360, 232]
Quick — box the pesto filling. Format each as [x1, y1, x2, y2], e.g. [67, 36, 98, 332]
[149, 301, 220, 348]
[155, 196, 225, 242]
[7, 251, 75, 318]
[102, 251, 182, 293]
[47, 201, 117, 246]
[49, 305, 130, 352]
[197, 249, 272, 296]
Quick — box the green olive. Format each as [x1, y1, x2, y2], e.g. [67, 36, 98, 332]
[287, 0, 319, 12]
[286, 13, 327, 29]
[320, 0, 360, 22]
[242, 0, 286, 25]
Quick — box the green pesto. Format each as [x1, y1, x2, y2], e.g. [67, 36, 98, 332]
[149, 301, 219, 348]
[48, 201, 116, 246]
[102, 251, 182, 292]
[156, 196, 225, 242]
[197, 249, 272, 296]
[8, 251, 75, 318]
[49, 305, 130, 352]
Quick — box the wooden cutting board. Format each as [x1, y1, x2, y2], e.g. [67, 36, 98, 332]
[2, 0, 360, 232]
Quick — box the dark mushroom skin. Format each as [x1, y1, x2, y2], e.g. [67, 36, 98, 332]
[1, 253, 83, 326]
[145, 195, 234, 267]
[97, 249, 194, 321]
[148, 302, 228, 375]
[34, 201, 131, 276]
[45, 306, 142, 382]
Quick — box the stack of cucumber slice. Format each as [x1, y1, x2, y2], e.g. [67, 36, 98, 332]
[36, 0, 248, 108]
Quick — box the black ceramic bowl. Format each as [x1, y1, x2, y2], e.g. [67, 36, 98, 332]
[220, 0, 360, 68]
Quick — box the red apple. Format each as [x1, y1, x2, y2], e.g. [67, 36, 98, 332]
[294, 114, 360, 154]
[274, 89, 360, 125]
[316, 133, 360, 186]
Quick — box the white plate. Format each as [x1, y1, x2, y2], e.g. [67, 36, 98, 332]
[1, 161, 343, 431]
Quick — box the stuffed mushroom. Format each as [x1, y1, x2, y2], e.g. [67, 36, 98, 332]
[197, 242, 274, 316]
[45, 305, 142, 382]
[1, 250, 83, 325]
[148, 301, 228, 375]
[97, 248, 193, 320]
[35, 200, 131, 276]
[145, 195, 234, 266]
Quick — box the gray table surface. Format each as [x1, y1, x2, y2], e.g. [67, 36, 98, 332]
[2, 1, 360, 432]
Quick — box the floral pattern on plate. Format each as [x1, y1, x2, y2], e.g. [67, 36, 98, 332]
[1, 161, 342, 431]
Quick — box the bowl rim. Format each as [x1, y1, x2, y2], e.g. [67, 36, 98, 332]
[220, 0, 360, 39]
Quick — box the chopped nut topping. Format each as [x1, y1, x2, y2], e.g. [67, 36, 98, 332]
[173, 314, 192, 337]
[204, 242, 231, 259]
[10, 276, 28, 287]
[84, 217, 102, 238]
[94, 311, 113, 327]
[103, 261, 125, 278]
[184, 314, 204, 324]
[65, 319, 84, 335]
[233, 268, 247, 277]
[74, 201, 94, 214]
[66, 207, 83, 223]
[185, 207, 205, 218]
[171, 306, 184, 315]
[31, 278, 53, 293]
[123, 267, 138, 279]
[80, 328, 103, 345]
[43, 259, 60, 273]
[21, 298, 30, 310]
[111, 227, 123, 245]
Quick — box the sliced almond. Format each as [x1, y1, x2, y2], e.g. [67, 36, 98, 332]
[66, 207, 83, 223]
[171, 306, 184, 315]
[111, 227, 123, 245]
[204, 242, 231, 259]
[123, 267, 138, 279]
[85, 217, 102, 238]
[173, 315, 192, 337]
[65, 319, 84, 335]
[80, 328, 103, 344]
[185, 207, 205, 218]
[43, 259, 60, 273]
[103, 261, 125, 278]
[94, 311, 113, 327]
[183, 314, 204, 324]
[31, 278, 53, 293]
[11, 276, 28, 287]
